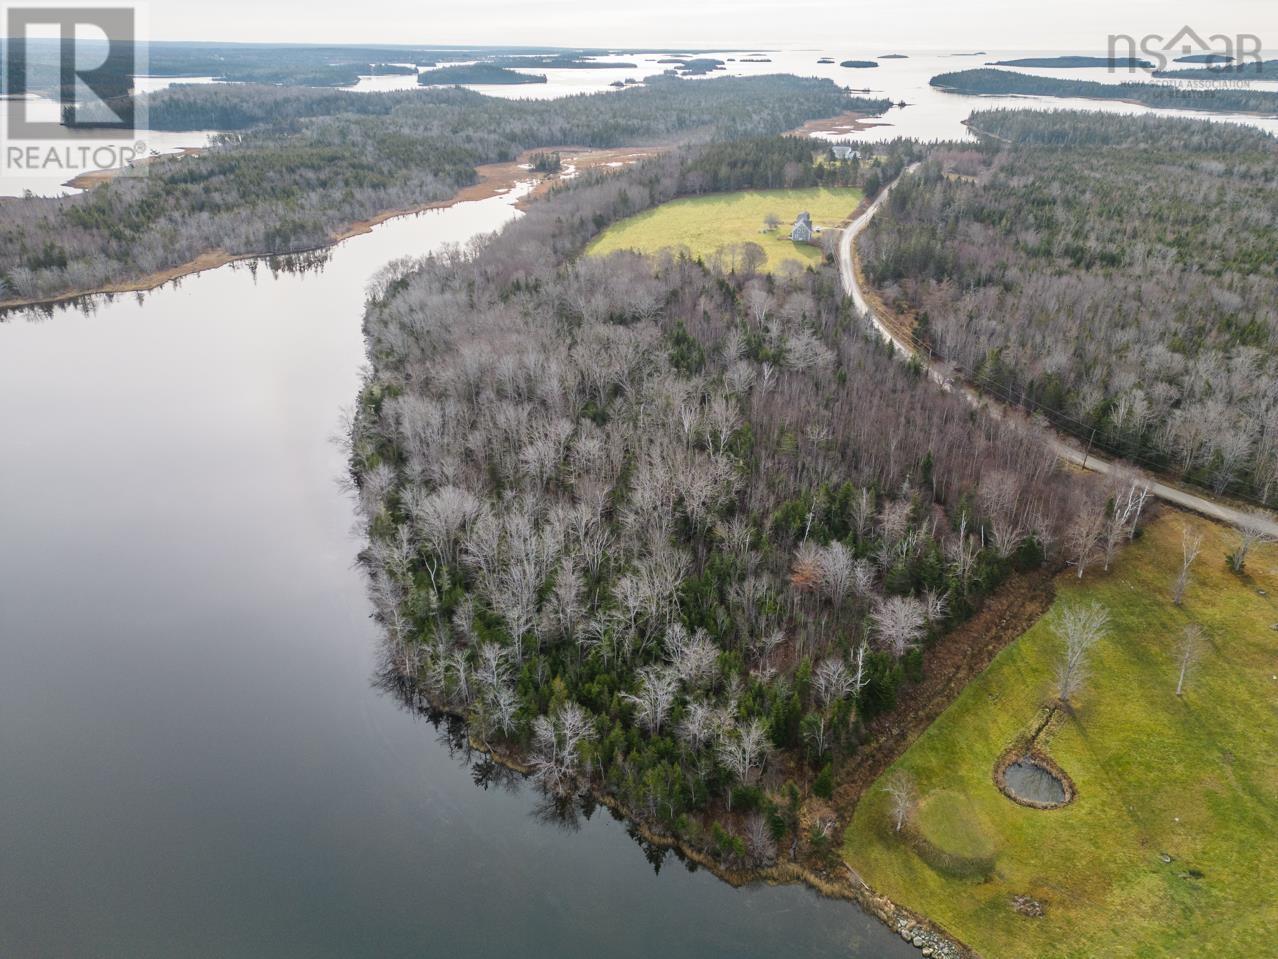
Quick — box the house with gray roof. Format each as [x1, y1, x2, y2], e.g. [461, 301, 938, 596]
[790, 211, 814, 243]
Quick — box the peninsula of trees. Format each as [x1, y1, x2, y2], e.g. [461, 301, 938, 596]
[987, 56, 1151, 68]
[418, 64, 547, 86]
[349, 135, 1099, 874]
[1153, 58, 1278, 79]
[930, 68, 1278, 115]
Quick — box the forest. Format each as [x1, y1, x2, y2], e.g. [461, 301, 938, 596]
[1153, 58, 1278, 79]
[986, 56, 1151, 68]
[346, 138, 1112, 872]
[0, 76, 890, 305]
[930, 68, 1278, 115]
[417, 65, 547, 86]
[857, 109, 1278, 505]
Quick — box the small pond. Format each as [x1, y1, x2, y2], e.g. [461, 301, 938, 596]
[1002, 758, 1068, 807]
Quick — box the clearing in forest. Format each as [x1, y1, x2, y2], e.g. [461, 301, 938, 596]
[844, 512, 1278, 958]
[585, 187, 861, 273]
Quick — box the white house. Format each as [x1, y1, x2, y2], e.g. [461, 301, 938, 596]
[790, 211, 814, 242]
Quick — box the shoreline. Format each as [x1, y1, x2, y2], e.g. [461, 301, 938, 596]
[413, 688, 977, 959]
[934, 84, 1278, 120]
[62, 146, 207, 191]
[791, 110, 892, 139]
[397, 563, 1057, 959]
[1, 144, 664, 313]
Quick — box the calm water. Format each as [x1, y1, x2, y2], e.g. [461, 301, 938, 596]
[0, 92, 216, 197]
[399, 48, 1278, 141]
[0, 185, 917, 958]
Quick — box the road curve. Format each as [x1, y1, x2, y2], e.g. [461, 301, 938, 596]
[838, 168, 1278, 538]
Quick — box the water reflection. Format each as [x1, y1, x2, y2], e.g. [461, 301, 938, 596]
[377, 666, 717, 883]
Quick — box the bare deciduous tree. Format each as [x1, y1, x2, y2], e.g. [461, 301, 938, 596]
[947, 515, 979, 593]
[1066, 506, 1106, 580]
[1103, 472, 1150, 571]
[665, 625, 720, 689]
[870, 595, 927, 658]
[1172, 525, 1203, 607]
[883, 769, 917, 833]
[409, 485, 483, 562]
[815, 541, 856, 608]
[1228, 513, 1277, 573]
[850, 487, 876, 542]
[677, 699, 717, 751]
[717, 718, 770, 807]
[813, 657, 855, 708]
[745, 812, 778, 865]
[803, 712, 833, 758]
[529, 702, 594, 797]
[1175, 624, 1205, 696]
[1053, 602, 1110, 706]
[621, 666, 677, 734]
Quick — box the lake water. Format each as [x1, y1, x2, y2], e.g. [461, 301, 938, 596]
[0, 92, 216, 198]
[0, 184, 917, 959]
[411, 48, 1278, 142]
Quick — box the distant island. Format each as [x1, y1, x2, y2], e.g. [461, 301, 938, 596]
[739, 56, 772, 63]
[1154, 58, 1278, 79]
[949, 51, 986, 56]
[932, 67, 1278, 115]
[817, 57, 835, 63]
[878, 54, 908, 59]
[989, 55, 1152, 68]
[661, 57, 726, 75]
[418, 64, 547, 85]
[1174, 53, 1234, 64]
[840, 60, 879, 69]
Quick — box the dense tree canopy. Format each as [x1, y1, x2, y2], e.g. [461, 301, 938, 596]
[349, 140, 1096, 867]
[858, 110, 1278, 504]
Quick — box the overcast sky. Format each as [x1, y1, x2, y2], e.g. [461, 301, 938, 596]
[143, 0, 1278, 50]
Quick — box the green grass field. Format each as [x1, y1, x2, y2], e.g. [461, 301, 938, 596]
[585, 188, 862, 273]
[845, 512, 1278, 958]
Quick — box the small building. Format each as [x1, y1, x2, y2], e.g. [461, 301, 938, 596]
[832, 145, 860, 161]
[790, 211, 814, 243]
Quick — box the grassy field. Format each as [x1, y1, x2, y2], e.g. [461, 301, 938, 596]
[585, 187, 862, 273]
[844, 511, 1278, 958]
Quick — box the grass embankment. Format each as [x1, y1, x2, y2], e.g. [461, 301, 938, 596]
[585, 187, 862, 273]
[844, 512, 1278, 958]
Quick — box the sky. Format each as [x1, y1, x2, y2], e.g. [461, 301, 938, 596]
[133, 0, 1278, 50]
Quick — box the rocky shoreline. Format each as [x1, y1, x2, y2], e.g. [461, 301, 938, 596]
[405, 684, 978, 959]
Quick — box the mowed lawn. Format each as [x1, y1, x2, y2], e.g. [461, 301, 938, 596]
[845, 512, 1278, 958]
[585, 188, 862, 273]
